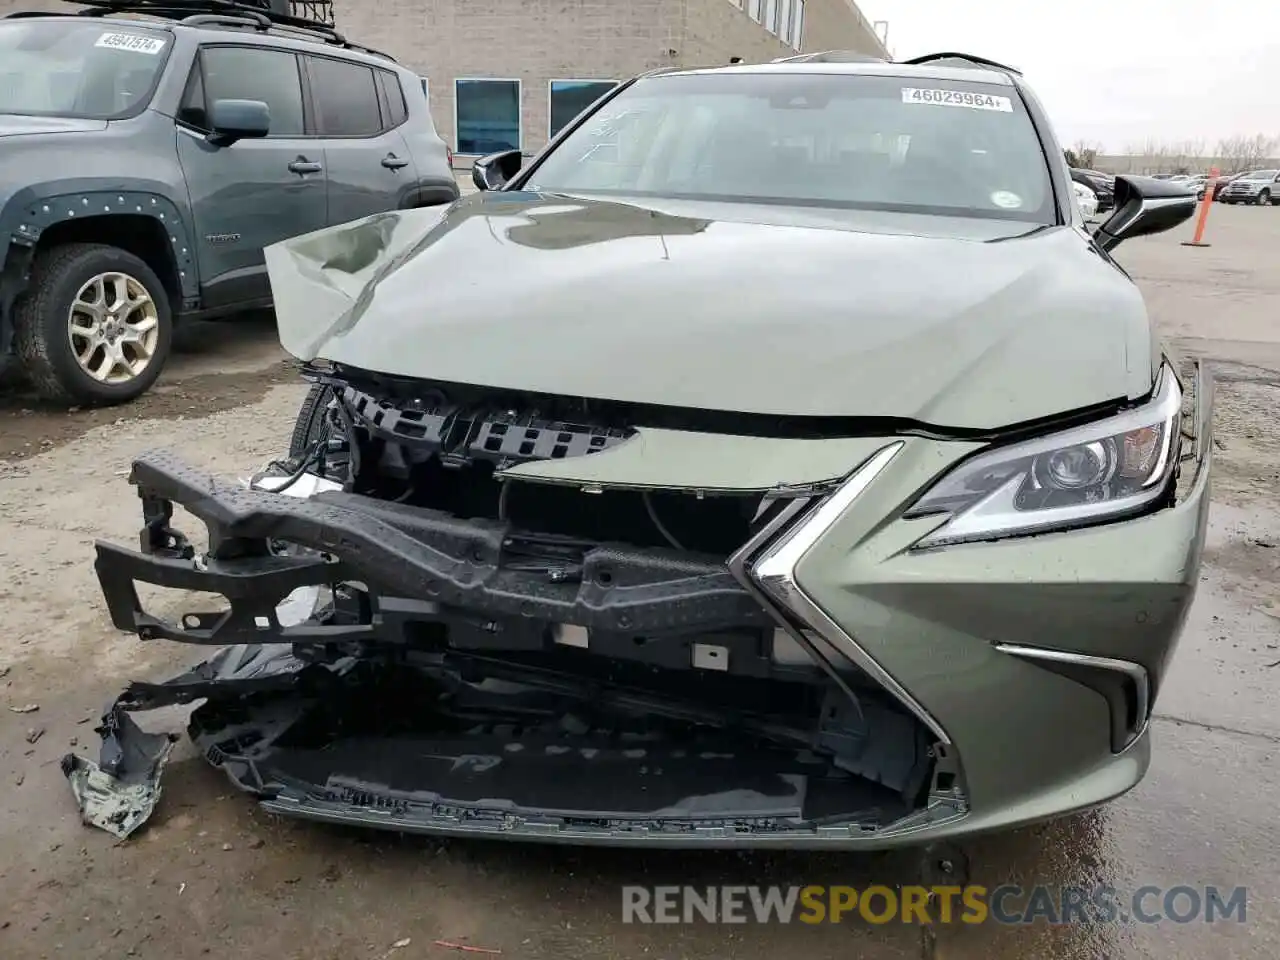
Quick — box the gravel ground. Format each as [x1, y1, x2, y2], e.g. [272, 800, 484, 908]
[1, 202, 1279, 960]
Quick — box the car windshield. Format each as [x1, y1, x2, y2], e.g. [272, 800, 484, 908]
[523, 71, 1056, 223]
[1245, 169, 1278, 179]
[0, 20, 171, 120]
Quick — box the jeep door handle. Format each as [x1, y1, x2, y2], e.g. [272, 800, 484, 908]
[381, 154, 409, 170]
[288, 158, 323, 175]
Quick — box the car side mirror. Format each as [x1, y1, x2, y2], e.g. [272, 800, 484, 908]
[207, 98, 271, 147]
[472, 149, 523, 191]
[1093, 175, 1198, 253]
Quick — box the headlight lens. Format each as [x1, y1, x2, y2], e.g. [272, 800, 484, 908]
[905, 367, 1182, 546]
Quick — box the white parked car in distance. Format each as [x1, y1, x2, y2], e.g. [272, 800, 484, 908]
[1073, 179, 1099, 219]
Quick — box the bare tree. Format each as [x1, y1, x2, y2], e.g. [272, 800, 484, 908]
[1126, 138, 1175, 175]
[1173, 139, 1207, 173]
[1072, 139, 1101, 169]
[1216, 134, 1277, 173]
[1244, 133, 1277, 168]
[1217, 136, 1247, 172]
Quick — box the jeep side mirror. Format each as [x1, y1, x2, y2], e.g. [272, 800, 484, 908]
[1093, 175, 1198, 253]
[472, 149, 523, 191]
[207, 98, 271, 147]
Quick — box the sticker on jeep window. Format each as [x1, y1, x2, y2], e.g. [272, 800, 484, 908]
[901, 87, 1013, 112]
[95, 32, 167, 54]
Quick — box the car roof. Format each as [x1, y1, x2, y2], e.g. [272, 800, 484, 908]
[664, 59, 1016, 87]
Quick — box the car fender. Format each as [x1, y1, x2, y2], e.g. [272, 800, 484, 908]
[1, 182, 200, 306]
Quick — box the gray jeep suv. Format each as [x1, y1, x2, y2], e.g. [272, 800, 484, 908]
[0, 0, 458, 405]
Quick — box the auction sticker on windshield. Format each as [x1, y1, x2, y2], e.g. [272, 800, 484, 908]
[95, 32, 167, 54]
[901, 88, 1013, 112]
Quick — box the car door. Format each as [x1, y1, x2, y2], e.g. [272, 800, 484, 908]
[175, 45, 328, 311]
[302, 54, 414, 226]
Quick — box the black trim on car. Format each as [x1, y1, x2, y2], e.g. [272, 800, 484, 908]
[397, 182, 462, 209]
[315, 363, 1132, 446]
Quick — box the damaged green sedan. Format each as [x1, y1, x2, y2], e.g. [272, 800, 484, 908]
[77, 53, 1212, 847]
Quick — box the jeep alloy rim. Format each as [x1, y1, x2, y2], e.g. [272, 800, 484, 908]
[67, 271, 160, 384]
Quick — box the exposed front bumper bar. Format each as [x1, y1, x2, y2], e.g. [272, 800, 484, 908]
[96, 451, 773, 647]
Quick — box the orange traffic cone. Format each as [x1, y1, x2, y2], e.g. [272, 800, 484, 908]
[1182, 166, 1219, 248]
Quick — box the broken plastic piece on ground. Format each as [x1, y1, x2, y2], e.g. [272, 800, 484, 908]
[61, 707, 178, 840]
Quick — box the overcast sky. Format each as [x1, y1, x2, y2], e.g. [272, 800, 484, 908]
[857, 0, 1280, 153]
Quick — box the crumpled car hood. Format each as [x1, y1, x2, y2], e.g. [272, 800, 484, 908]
[265, 193, 1157, 430]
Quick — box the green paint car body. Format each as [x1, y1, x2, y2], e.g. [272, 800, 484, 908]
[92, 53, 1211, 847]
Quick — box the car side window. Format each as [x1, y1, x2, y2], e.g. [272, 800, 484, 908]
[195, 46, 305, 137]
[306, 56, 383, 137]
[377, 69, 407, 128]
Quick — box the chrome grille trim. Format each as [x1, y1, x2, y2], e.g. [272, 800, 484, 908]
[726, 495, 868, 708]
[734, 442, 952, 745]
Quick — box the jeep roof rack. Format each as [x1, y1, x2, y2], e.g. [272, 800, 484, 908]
[770, 50, 887, 64]
[898, 52, 1022, 76]
[28, 0, 395, 61]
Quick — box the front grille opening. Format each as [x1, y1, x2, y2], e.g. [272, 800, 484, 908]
[359, 439, 767, 557]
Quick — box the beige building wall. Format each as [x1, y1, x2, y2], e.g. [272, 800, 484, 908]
[680, 1, 792, 66]
[0, 0, 73, 12]
[334, 0, 686, 154]
[799, 0, 885, 57]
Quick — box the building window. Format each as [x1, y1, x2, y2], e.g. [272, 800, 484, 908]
[764, 0, 777, 33]
[420, 76, 429, 99]
[549, 79, 616, 139]
[455, 78, 521, 154]
[779, 0, 792, 39]
[747, 0, 762, 21]
[790, 0, 804, 48]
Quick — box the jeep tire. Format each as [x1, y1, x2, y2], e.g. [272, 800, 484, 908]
[13, 243, 173, 405]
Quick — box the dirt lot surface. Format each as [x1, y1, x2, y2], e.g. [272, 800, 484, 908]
[2, 203, 1279, 960]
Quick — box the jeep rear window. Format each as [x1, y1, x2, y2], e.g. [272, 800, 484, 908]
[523, 71, 1055, 223]
[0, 20, 171, 120]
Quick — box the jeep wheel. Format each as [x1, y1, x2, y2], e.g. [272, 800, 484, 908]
[13, 243, 172, 405]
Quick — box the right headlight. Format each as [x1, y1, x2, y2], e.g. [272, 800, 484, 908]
[905, 366, 1182, 547]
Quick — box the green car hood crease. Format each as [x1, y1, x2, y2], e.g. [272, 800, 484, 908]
[264, 193, 1154, 430]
